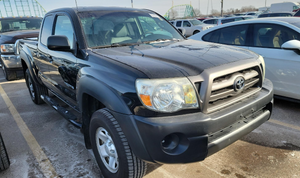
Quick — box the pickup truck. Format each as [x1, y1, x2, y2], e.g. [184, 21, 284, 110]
[0, 17, 42, 81]
[18, 7, 274, 178]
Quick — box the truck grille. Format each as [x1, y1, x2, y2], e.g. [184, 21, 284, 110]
[207, 67, 262, 113]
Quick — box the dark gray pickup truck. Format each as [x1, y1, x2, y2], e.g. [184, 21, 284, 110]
[18, 7, 274, 178]
[0, 17, 42, 80]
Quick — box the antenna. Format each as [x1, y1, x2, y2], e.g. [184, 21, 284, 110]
[75, 0, 79, 11]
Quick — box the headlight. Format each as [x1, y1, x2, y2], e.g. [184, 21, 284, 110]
[1, 44, 14, 53]
[258, 55, 265, 81]
[136, 78, 199, 113]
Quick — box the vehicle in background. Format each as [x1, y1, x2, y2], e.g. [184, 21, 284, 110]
[203, 16, 255, 26]
[190, 17, 300, 101]
[245, 11, 262, 17]
[19, 6, 273, 178]
[0, 132, 10, 172]
[270, 2, 300, 12]
[258, 12, 294, 18]
[197, 18, 208, 22]
[0, 17, 42, 81]
[173, 19, 214, 36]
[234, 13, 246, 16]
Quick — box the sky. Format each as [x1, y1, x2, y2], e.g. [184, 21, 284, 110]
[0, 0, 297, 17]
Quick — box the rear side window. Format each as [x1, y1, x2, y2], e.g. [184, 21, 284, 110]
[258, 14, 269, 18]
[40, 15, 54, 46]
[203, 25, 249, 46]
[176, 21, 182, 27]
[221, 19, 234, 24]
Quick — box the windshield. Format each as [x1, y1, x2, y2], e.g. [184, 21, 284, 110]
[190, 19, 203, 26]
[78, 11, 184, 48]
[0, 18, 42, 33]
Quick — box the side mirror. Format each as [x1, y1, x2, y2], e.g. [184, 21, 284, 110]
[47, 35, 71, 52]
[281, 40, 300, 50]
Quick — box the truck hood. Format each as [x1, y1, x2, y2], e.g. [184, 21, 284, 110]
[92, 39, 258, 78]
[0, 30, 39, 44]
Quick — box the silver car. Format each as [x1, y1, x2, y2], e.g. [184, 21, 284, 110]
[172, 19, 214, 36]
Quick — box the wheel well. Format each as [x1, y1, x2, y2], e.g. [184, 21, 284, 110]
[21, 59, 28, 77]
[82, 93, 106, 149]
[178, 29, 182, 33]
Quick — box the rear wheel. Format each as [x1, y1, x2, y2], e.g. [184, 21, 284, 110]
[0, 133, 10, 172]
[25, 69, 47, 105]
[90, 109, 147, 178]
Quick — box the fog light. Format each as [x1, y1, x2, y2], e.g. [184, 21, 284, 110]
[162, 134, 179, 151]
[161, 133, 189, 155]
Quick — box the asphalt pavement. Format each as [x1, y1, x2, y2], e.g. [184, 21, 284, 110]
[0, 71, 299, 178]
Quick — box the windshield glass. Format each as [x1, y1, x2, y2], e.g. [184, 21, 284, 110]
[190, 19, 203, 26]
[78, 11, 184, 48]
[0, 18, 42, 33]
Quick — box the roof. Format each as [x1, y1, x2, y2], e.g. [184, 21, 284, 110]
[47, 6, 152, 14]
[0, 17, 42, 20]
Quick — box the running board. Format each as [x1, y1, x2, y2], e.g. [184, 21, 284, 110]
[40, 95, 82, 128]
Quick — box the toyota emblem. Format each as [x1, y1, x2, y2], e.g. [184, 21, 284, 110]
[234, 76, 245, 91]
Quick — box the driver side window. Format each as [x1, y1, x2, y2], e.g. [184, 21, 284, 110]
[183, 21, 191, 27]
[54, 15, 75, 49]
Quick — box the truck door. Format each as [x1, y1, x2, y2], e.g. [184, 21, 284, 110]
[48, 14, 79, 108]
[35, 14, 54, 89]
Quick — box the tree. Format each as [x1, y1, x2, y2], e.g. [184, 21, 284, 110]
[169, 10, 178, 20]
[193, 8, 202, 16]
[211, 9, 220, 16]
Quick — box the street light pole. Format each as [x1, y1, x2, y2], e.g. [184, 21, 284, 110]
[265, 0, 267, 7]
[221, 0, 223, 17]
[131, 0, 133, 8]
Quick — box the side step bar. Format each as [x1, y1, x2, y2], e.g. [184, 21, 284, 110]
[40, 95, 82, 128]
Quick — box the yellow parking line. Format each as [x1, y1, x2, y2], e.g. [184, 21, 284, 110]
[269, 119, 300, 132]
[0, 85, 58, 178]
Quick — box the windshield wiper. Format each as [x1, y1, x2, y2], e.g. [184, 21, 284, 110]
[92, 42, 142, 49]
[143, 38, 178, 44]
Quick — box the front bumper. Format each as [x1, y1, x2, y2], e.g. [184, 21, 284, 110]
[1, 54, 22, 69]
[113, 79, 274, 164]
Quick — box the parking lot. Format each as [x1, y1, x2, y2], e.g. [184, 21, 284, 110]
[0, 70, 299, 178]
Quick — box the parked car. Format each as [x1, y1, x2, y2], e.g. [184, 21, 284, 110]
[0, 132, 10, 172]
[258, 12, 294, 18]
[245, 11, 262, 17]
[197, 18, 208, 21]
[190, 17, 300, 101]
[173, 19, 214, 36]
[18, 6, 273, 178]
[203, 16, 255, 26]
[0, 17, 42, 81]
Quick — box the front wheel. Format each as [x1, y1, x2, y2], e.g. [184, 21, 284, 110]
[25, 69, 47, 105]
[90, 109, 147, 178]
[193, 30, 200, 35]
[0, 133, 10, 172]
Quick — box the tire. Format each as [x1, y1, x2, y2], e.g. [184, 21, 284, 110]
[25, 69, 47, 105]
[193, 30, 200, 35]
[2, 63, 16, 81]
[0, 133, 10, 172]
[90, 109, 147, 178]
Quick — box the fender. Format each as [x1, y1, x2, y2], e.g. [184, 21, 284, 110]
[19, 42, 41, 85]
[77, 72, 134, 148]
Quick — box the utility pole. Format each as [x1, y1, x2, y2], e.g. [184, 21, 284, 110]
[207, 0, 209, 15]
[265, 0, 267, 7]
[221, 0, 223, 17]
[131, 0, 133, 8]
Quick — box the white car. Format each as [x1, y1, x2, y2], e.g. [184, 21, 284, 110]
[189, 17, 300, 100]
[172, 19, 214, 36]
[203, 16, 255, 26]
